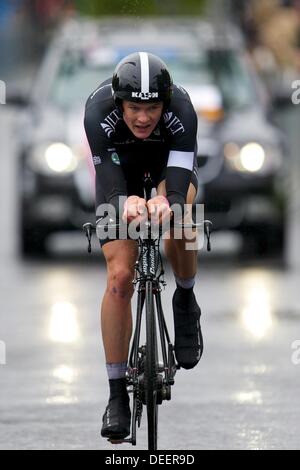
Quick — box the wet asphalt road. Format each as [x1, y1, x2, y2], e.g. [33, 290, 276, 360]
[0, 107, 300, 450]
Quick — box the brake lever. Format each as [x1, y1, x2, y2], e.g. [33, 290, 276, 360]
[82, 223, 93, 254]
[204, 220, 212, 252]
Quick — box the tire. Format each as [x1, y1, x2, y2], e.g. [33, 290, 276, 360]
[145, 280, 158, 451]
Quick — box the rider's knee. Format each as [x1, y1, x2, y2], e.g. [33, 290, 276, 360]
[107, 266, 134, 299]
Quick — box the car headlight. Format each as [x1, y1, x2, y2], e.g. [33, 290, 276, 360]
[29, 142, 79, 175]
[224, 142, 282, 175]
[240, 143, 265, 172]
[45, 143, 78, 173]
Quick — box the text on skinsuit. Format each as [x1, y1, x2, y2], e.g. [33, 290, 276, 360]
[101, 109, 122, 137]
[163, 112, 185, 135]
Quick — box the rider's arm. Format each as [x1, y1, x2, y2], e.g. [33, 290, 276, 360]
[166, 152, 195, 209]
[84, 105, 127, 217]
[165, 89, 198, 211]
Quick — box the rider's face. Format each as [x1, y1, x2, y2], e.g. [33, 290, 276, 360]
[122, 101, 164, 139]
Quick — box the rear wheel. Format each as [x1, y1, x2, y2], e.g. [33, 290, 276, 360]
[145, 280, 158, 451]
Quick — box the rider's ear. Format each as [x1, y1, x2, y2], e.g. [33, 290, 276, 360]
[115, 98, 123, 113]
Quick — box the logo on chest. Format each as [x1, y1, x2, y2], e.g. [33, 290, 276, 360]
[100, 110, 122, 137]
[163, 112, 185, 135]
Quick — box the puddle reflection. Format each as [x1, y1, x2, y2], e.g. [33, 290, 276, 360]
[46, 394, 78, 405]
[234, 390, 263, 405]
[240, 271, 274, 339]
[53, 365, 77, 383]
[46, 365, 78, 405]
[49, 301, 80, 343]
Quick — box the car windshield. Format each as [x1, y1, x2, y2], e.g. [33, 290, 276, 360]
[49, 48, 256, 111]
[48, 49, 116, 109]
[168, 50, 257, 110]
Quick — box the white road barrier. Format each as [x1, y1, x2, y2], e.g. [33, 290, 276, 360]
[0, 340, 6, 365]
[0, 79, 6, 105]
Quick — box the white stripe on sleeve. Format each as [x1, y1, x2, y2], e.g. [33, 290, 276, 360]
[139, 52, 149, 94]
[167, 151, 194, 171]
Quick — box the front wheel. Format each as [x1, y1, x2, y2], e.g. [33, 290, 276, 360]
[145, 280, 158, 451]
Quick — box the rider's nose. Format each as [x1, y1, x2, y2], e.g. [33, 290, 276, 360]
[137, 111, 150, 123]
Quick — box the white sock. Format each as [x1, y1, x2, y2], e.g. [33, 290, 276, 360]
[106, 362, 127, 380]
[175, 276, 195, 290]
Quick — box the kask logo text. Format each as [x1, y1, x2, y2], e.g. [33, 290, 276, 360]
[131, 92, 159, 99]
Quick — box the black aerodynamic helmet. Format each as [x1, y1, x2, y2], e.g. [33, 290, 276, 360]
[112, 51, 173, 108]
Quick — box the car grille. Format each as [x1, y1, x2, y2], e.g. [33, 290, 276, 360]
[205, 199, 232, 213]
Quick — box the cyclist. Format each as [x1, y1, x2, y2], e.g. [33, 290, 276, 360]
[84, 52, 203, 441]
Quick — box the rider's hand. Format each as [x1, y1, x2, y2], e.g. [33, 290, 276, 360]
[122, 195, 148, 224]
[147, 195, 173, 225]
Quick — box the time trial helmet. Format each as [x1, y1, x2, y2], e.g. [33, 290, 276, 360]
[112, 51, 173, 109]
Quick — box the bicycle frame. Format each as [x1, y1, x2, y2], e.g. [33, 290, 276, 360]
[126, 225, 178, 446]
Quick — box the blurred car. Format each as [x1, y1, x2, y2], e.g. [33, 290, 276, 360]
[11, 18, 288, 257]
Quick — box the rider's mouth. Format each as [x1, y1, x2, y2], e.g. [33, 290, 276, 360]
[135, 124, 151, 130]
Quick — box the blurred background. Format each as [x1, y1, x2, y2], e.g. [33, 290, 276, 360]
[0, 0, 300, 450]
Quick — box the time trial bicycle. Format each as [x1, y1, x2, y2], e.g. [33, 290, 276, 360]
[83, 175, 212, 450]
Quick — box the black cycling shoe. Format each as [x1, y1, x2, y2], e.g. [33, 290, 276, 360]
[101, 378, 131, 440]
[172, 286, 203, 369]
